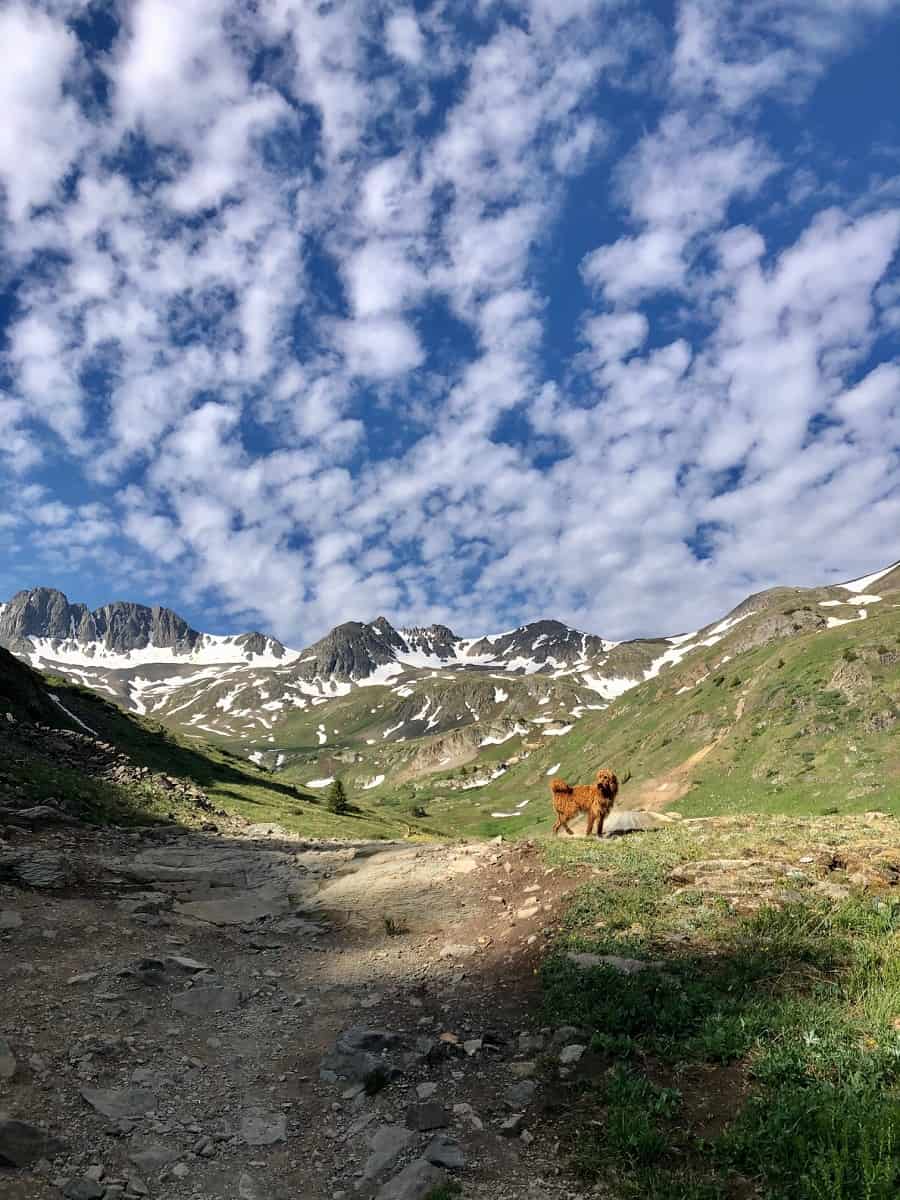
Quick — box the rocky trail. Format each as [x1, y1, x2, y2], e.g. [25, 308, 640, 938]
[1, 817, 597, 1200]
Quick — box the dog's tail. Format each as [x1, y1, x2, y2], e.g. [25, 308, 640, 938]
[550, 778, 571, 798]
[595, 769, 619, 801]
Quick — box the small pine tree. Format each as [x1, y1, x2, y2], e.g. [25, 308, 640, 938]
[326, 778, 348, 814]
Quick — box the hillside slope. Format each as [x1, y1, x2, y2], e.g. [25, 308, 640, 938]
[0, 652, 416, 838]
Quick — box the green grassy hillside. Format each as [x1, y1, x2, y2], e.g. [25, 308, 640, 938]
[0, 655, 416, 838]
[359, 592, 900, 839]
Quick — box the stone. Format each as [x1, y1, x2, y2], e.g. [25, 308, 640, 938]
[604, 810, 668, 835]
[566, 952, 666, 975]
[0, 1037, 16, 1080]
[128, 1146, 181, 1172]
[415, 1082, 438, 1100]
[439, 943, 477, 958]
[508, 1061, 536, 1079]
[116, 893, 170, 915]
[320, 1026, 406, 1086]
[0, 910, 23, 930]
[404, 1101, 450, 1132]
[80, 1087, 157, 1119]
[506, 1080, 537, 1107]
[499, 1114, 525, 1136]
[171, 1162, 190, 1178]
[549, 1025, 581, 1049]
[238, 1173, 263, 1200]
[424, 1135, 466, 1170]
[374, 1158, 448, 1200]
[173, 893, 291, 925]
[362, 1125, 414, 1181]
[517, 1033, 544, 1054]
[165, 955, 211, 973]
[64, 1181, 104, 1199]
[241, 1109, 287, 1146]
[0, 1118, 66, 1167]
[172, 986, 244, 1016]
[559, 1044, 586, 1066]
[67, 972, 100, 985]
[0, 849, 74, 888]
[463, 1038, 482, 1056]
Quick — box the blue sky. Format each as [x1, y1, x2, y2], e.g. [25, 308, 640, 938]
[0, 0, 899, 647]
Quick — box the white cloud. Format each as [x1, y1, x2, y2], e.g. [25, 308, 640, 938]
[1, 0, 898, 649]
[0, 4, 88, 225]
[385, 11, 425, 65]
[338, 316, 425, 379]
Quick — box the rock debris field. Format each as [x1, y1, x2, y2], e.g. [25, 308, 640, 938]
[1, 818, 595, 1200]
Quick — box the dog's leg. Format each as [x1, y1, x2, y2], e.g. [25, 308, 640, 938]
[564, 819, 575, 835]
[585, 811, 595, 837]
[596, 812, 606, 838]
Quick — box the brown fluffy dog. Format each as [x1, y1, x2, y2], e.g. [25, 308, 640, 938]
[550, 769, 619, 836]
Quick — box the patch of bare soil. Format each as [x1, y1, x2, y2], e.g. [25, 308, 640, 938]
[0, 821, 595, 1200]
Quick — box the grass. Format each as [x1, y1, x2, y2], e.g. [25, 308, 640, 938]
[0, 674, 418, 837]
[539, 819, 900, 1199]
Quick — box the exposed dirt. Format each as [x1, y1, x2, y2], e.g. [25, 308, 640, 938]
[0, 821, 596, 1200]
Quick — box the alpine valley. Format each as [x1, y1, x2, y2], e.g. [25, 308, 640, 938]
[2, 559, 899, 834]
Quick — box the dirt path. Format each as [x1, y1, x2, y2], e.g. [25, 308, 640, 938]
[1, 823, 591, 1200]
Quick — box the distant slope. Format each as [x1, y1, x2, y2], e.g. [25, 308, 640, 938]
[448, 570, 900, 835]
[0, 651, 417, 838]
[2, 561, 897, 828]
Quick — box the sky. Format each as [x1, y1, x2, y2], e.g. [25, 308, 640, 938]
[1, 0, 899, 648]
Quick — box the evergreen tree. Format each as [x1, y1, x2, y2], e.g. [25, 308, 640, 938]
[326, 778, 348, 814]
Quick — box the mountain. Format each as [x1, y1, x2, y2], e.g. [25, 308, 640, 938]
[2, 561, 898, 806]
[0, 587, 296, 666]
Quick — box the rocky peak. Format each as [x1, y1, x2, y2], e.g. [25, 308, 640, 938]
[294, 618, 406, 682]
[401, 624, 460, 660]
[0, 587, 90, 648]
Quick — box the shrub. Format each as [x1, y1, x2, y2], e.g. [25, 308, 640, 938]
[326, 778, 349, 814]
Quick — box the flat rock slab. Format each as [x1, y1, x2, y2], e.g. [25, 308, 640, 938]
[375, 1158, 448, 1200]
[363, 1125, 414, 1180]
[174, 893, 291, 925]
[566, 952, 667, 975]
[424, 1134, 466, 1170]
[0, 849, 74, 888]
[405, 1101, 450, 1132]
[0, 910, 23, 929]
[172, 986, 244, 1016]
[241, 1109, 287, 1146]
[604, 810, 669, 835]
[0, 1118, 66, 1167]
[80, 1087, 157, 1119]
[129, 1145, 182, 1172]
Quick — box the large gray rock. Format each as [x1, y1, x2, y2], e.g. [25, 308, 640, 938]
[240, 1109, 287, 1146]
[363, 1125, 414, 1181]
[0, 849, 74, 888]
[424, 1134, 466, 1170]
[172, 986, 244, 1016]
[404, 1101, 450, 1132]
[63, 1180, 104, 1199]
[174, 893, 291, 925]
[128, 1145, 182, 1172]
[80, 1087, 156, 1119]
[0, 1118, 66, 1166]
[604, 810, 668, 835]
[566, 952, 666, 974]
[375, 1158, 448, 1200]
[0, 910, 23, 930]
[320, 1027, 407, 1086]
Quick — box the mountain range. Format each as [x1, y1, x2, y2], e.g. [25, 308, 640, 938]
[2, 561, 898, 800]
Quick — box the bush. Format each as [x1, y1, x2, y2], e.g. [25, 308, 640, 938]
[326, 779, 349, 814]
